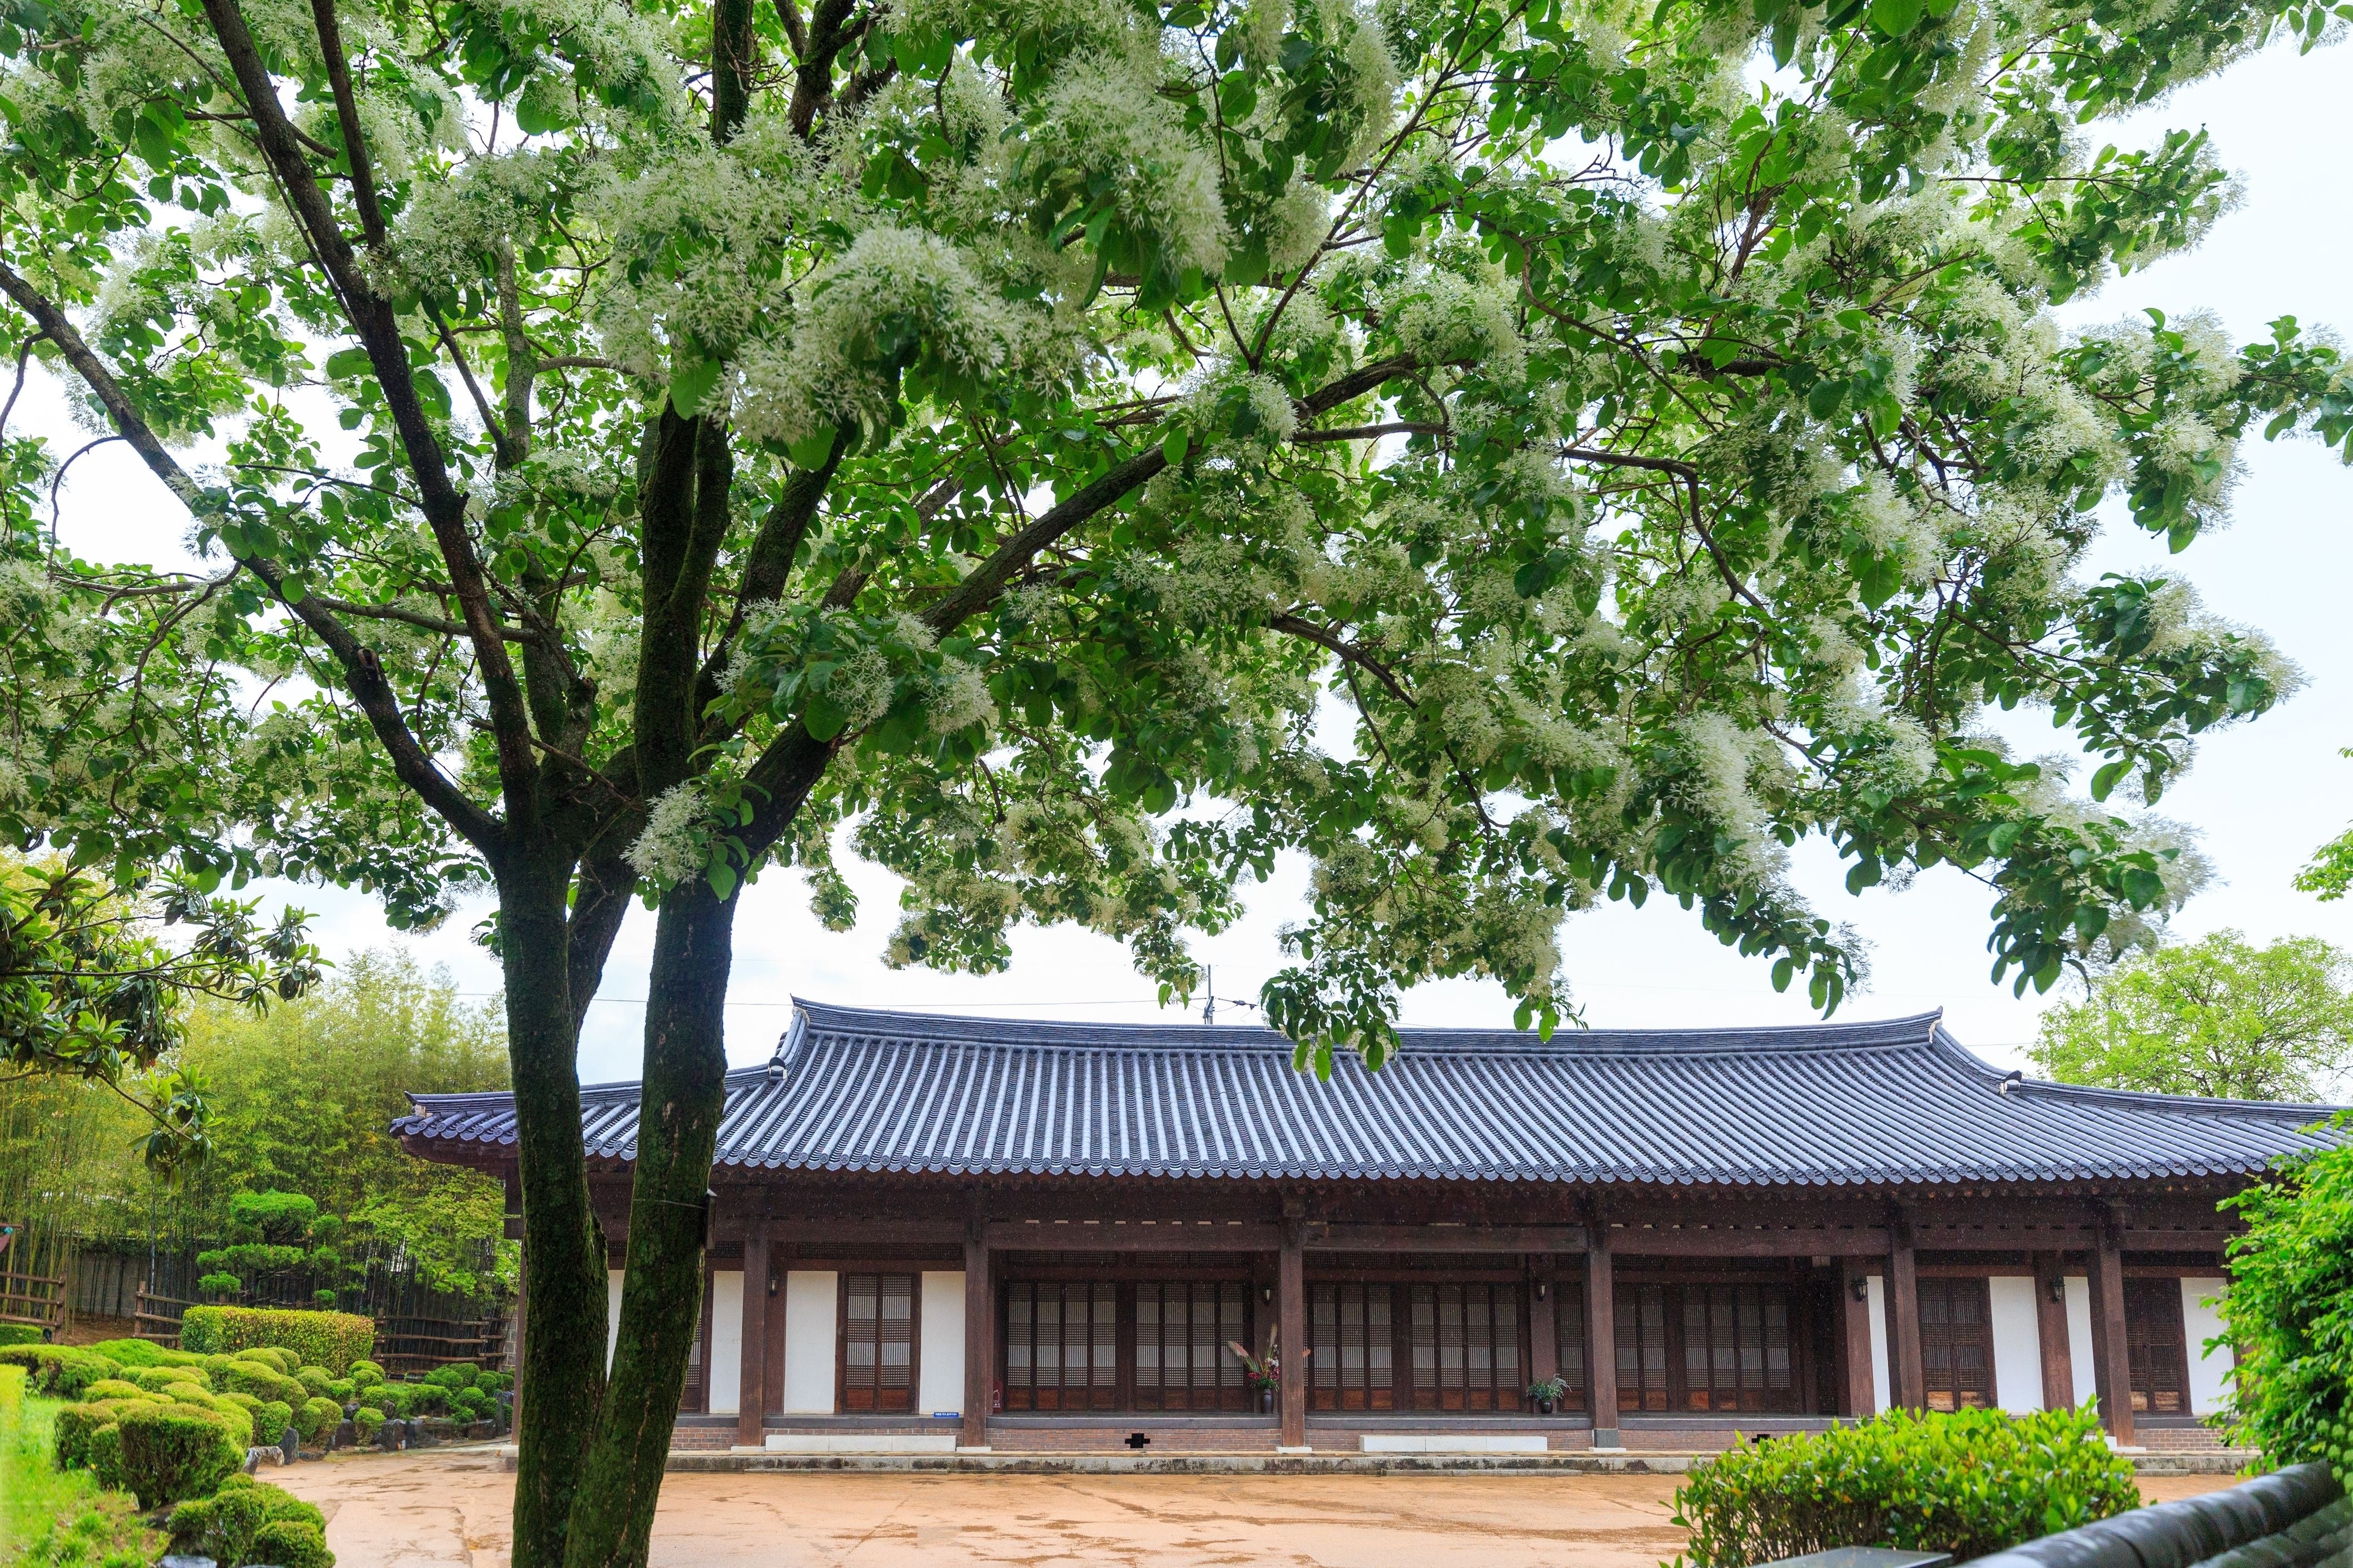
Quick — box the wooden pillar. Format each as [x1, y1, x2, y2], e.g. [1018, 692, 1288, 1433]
[962, 1221, 992, 1450]
[1583, 1229, 1619, 1447]
[1527, 1256, 1559, 1390]
[734, 1227, 768, 1448]
[1838, 1261, 1875, 1416]
[1888, 1214, 1924, 1411]
[2088, 1214, 2136, 1444]
[1279, 1212, 1307, 1449]
[510, 1241, 527, 1430]
[2033, 1252, 2075, 1412]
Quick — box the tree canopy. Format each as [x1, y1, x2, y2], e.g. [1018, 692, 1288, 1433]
[2031, 929, 2353, 1102]
[4, 0, 2350, 1551]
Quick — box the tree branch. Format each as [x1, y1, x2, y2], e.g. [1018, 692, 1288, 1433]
[0, 258, 508, 856]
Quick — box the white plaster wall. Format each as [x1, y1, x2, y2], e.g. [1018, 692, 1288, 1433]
[605, 1269, 625, 1372]
[708, 1271, 743, 1416]
[783, 1270, 838, 1414]
[919, 1272, 966, 1416]
[1988, 1276, 2044, 1413]
[1866, 1275, 1892, 1412]
[2064, 1276, 2097, 1408]
[2182, 1277, 2233, 1416]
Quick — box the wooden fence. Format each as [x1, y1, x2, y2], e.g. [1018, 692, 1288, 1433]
[1, 1265, 66, 1333]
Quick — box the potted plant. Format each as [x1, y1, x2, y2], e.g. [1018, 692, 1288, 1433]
[1227, 1329, 1294, 1414]
[1526, 1376, 1569, 1416]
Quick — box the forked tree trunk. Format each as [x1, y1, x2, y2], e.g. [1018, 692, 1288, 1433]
[500, 853, 613, 1567]
[559, 877, 739, 1568]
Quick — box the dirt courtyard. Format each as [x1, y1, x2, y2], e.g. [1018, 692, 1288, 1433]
[270, 1451, 2240, 1568]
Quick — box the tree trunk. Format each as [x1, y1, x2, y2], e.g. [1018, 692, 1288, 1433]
[561, 876, 738, 1568]
[500, 853, 610, 1568]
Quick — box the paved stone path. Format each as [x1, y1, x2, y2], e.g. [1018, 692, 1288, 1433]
[271, 1450, 2240, 1568]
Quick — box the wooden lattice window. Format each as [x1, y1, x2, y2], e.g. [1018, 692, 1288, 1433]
[1615, 1282, 1799, 1414]
[1615, 1282, 1673, 1412]
[1136, 1281, 1250, 1411]
[2124, 1277, 2190, 1415]
[1407, 1282, 1523, 1411]
[1309, 1282, 1396, 1411]
[1679, 1283, 1795, 1413]
[839, 1272, 916, 1413]
[1551, 1288, 1588, 1410]
[1002, 1281, 1118, 1411]
[1919, 1277, 1995, 1411]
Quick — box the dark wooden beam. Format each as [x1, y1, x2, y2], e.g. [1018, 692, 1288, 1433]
[962, 1220, 991, 1450]
[1279, 1208, 1307, 1450]
[1527, 1256, 1558, 1390]
[2088, 1211, 2136, 1444]
[1839, 1260, 1876, 1416]
[986, 1222, 1285, 1252]
[1889, 1216, 1925, 1411]
[2033, 1251, 2074, 1413]
[1607, 1226, 1893, 1257]
[1310, 1223, 1588, 1253]
[737, 1227, 768, 1449]
[1584, 1224, 1620, 1447]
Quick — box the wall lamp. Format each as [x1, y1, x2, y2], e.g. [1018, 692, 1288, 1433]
[1261, 1284, 1273, 1303]
[1535, 1281, 1548, 1301]
[1850, 1276, 1870, 1303]
[2047, 1276, 2067, 1305]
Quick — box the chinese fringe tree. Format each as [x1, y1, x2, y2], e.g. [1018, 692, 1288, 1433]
[2, 0, 2351, 1547]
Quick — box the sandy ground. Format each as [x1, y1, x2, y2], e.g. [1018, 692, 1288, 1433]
[269, 1452, 2243, 1568]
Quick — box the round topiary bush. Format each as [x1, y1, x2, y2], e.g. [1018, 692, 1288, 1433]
[349, 1358, 385, 1388]
[353, 1406, 385, 1445]
[82, 1378, 148, 1403]
[52, 1398, 138, 1469]
[297, 1395, 344, 1446]
[110, 1402, 244, 1507]
[258, 1398, 294, 1442]
[253, 1517, 335, 1568]
[296, 1366, 334, 1397]
[211, 1357, 306, 1406]
[167, 1474, 330, 1567]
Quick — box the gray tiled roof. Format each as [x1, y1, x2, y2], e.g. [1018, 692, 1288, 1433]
[393, 1000, 2339, 1186]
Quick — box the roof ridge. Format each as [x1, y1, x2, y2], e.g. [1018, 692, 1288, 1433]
[785, 997, 1946, 1055]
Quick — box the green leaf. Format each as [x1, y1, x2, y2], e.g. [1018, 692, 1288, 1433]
[668, 357, 723, 419]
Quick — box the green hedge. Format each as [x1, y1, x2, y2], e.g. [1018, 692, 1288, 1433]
[0, 1323, 42, 1348]
[1671, 1406, 2139, 1566]
[168, 1474, 332, 1567]
[52, 1397, 142, 1469]
[180, 1307, 375, 1373]
[0, 1343, 122, 1398]
[103, 1402, 245, 1507]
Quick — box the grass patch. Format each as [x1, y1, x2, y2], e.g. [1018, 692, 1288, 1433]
[0, 1366, 164, 1568]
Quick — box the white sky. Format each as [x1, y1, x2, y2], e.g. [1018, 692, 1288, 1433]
[21, 38, 2353, 1083]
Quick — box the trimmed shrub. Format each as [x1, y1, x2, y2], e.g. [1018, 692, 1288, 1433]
[0, 1343, 123, 1398]
[1671, 1406, 2138, 1566]
[254, 1517, 336, 1568]
[258, 1398, 294, 1442]
[426, 1361, 481, 1391]
[84, 1378, 150, 1402]
[181, 1307, 374, 1374]
[80, 1337, 166, 1366]
[327, 1377, 358, 1403]
[0, 1322, 42, 1348]
[193, 1396, 255, 1445]
[297, 1365, 334, 1397]
[134, 1363, 212, 1393]
[237, 1345, 301, 1376]
[297, 1394, 344, 1445]
[349, 1358, 385, 1387]
[87, 1418, 125, 1490]
[168, 1474, 330, 1567]
[221, 1388, 264, 1413]
[354, 1405, 385, 1445]
[110, 1401, 244, 1507]
[451, 1386, 491, 1421]
[53, 1398, 141, 1469]
[210, 1356, 307, 1406]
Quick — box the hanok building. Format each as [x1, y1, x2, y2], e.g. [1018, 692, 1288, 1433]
[394, 1001, 2335, 1457]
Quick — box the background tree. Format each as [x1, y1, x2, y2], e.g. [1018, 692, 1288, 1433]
[2218, 1131, 2353, 1483]
[3, 0, 2350, 1555]
[2031, 930, 2353, 1101]
[0, 857, 321, 1179]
